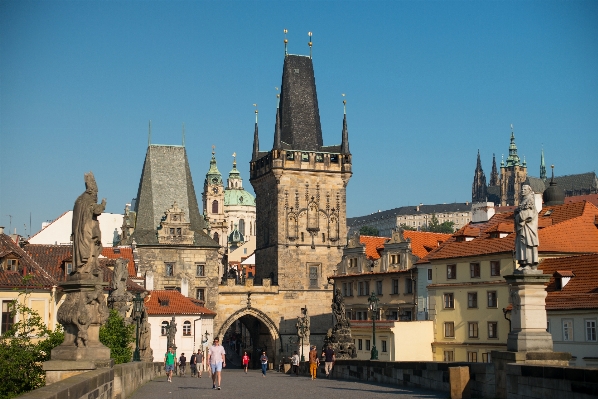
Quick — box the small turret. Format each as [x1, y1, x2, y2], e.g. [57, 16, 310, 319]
[340, 97, 350, 155]
[543, 165, 565, 206]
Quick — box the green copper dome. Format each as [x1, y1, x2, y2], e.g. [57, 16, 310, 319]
[224, 189, 256, 206]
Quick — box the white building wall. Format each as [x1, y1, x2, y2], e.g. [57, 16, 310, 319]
[548, 309, 598, 367]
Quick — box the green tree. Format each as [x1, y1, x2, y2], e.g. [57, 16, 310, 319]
[359, 226, 379, 236]
[422, 214, 455, 234]
[398, 223, 417, 231]
[0, 298, 64, 399]
[99, 309, 135, 364]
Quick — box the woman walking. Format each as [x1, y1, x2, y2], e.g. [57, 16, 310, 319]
[242, 351, 250, 374]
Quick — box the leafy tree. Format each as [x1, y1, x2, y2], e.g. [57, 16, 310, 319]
[99, 309, 135, 364]
[422, 214, 455, 234]
[0, 298, 64, 399]
[398, 223, 417, 231]
[359, 226, 379, 236]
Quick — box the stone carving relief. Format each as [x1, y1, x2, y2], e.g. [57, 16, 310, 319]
[323, 288, 356, 359]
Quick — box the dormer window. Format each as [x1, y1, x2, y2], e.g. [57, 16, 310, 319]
[4, 259, 18, 272]
[65, 262, 73, 275]
[390, 254, 398, 264]
[554, 271, 575, 290]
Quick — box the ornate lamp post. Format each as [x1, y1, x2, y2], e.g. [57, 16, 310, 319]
[132, 293, 143, 361]
[368, 292, 379, 360]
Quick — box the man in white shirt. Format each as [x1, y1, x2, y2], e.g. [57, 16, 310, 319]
[207, 337, 226, 390]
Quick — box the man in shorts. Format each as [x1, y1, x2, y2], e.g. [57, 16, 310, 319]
[207, 338, 226, 390]
[322, 344, 336, 378]
[164, 347, 176, 382]
[196, 349, 204, 378]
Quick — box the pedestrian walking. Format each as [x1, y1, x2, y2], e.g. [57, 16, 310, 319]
[242, 351, 250, 374]
[189, 352, 197, 377]
[322, 344, 336, 378]
[196, 349, 204, 378]
[291, 351, 300, 376]
[260, 351, 268, 377]
[164, 347, 176, 383]
[308, 345, 319, 380]
[178, 353, 187, 376]
[208, 338, 226, 390]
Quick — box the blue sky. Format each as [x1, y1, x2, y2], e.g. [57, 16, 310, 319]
[1, 1, 597, 236]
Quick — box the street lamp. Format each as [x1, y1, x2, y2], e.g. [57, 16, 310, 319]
[368, 292, 379, 360]
[132, 293, 143, 361]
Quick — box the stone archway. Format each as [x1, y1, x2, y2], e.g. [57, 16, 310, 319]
[216, 307, 280, 342]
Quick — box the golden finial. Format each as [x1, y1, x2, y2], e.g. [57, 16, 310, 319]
[342, 93, 346, 114]
[284, 29, 288, 56]
[253, 103, 258, 123]
[212, 145, 215, 156]
[308, 31, 313, 58]
[233, 152, 237, 166]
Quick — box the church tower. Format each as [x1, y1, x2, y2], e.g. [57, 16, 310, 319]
[540, 148, 547, 181]
[489, 153, 499, 187]
[499, 127, 527, 206]
[203, 148, 227, 247]
[250, 53, 352, 291]
[472, 150, 487, 203]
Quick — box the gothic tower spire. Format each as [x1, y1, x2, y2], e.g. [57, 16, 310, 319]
[540, 147, 547, 181]
[273, 94, 282, 150]
[252, 105, 259, 161]
[340, 96, 350, 155]
[505, 125, 521, 167]
[472, 150, 487, 203]
[489, 153, 499, 186]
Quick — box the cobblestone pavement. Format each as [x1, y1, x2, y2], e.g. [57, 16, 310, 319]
[129, 369, 446, 399]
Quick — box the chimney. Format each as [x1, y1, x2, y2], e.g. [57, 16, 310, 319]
[0, 226, 4, 234]
[472, 202, 496, 223]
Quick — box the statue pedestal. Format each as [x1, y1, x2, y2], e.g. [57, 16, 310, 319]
[505, 270, 554, 352]
[44, 276, 111, 384]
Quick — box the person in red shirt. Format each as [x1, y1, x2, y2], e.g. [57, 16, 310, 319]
[242, 351, 250, 374]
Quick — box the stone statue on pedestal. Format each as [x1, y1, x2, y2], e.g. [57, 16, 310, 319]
[514, 185, 539, 272]
[167, 316, 177, 351]
[107, 258, 133, 319]
[138, 297, 153, 362]
[296, 306, 310, 345]
[323, 288, 356, 359]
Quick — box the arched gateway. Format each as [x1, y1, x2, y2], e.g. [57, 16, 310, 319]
[216, 307, 280, 344]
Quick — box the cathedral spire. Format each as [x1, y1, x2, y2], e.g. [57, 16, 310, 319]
[340, 95, 350, 155]
[472, 150, 487, 203]
[540, 147, 547, 181]
[252, 105, 260, 161]
[505, 125, 521, 167]
[273, 91, 282, 150]
[490, 153, 499, 186]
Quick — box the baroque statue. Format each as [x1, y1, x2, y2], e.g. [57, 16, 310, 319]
[167, 316, 177, 350]
[107, 258, 133, 319]
[514, 185, 539, 271]
[296, 306, 310, 344]
[323, 288, 357, 359]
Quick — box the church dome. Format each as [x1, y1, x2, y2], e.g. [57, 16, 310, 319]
[224, 189, 256, 207]
[543, 166, 565, 206]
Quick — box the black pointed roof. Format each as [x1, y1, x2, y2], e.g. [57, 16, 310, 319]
[130, 145, 216, 247]
[278, 55, 323, 151]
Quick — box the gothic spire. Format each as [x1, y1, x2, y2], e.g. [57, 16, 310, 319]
[252, 106, 260, 161]
[505, 125, 521, 167]
[273, 95, 282, 150]
[340, 97, 350, 155]
[540, 148, 547, 181]
[489, 153, 499, 186]
[472, 150, 487, 203]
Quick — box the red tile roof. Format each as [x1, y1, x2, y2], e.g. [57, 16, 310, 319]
[359, 236, 388, 260]
[539, 254, 598, 310]
[359, 232, 451, 261]
[101, 247, 135, 277]
[565, 193, 598, 207]
[0, 234, 56, 289]
[426, 201, 598, 261]
[145, 290, 216, 315]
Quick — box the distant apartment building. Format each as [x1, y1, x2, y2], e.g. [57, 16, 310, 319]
[348, 202, 472, 237]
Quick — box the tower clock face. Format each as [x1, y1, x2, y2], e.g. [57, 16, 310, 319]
[213, 187, 219, 194]
[212, 177, 218, 184]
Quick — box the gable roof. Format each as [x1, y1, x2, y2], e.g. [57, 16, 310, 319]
[539, 254, 598, 310]
[145, 290, 216, 316]
[359, 231, 451, 261]
[0, 234, 56, 289]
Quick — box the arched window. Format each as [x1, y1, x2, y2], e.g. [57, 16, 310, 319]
[213, 232, 219, 243]
[212, 200, 218, 214]
[239, 219, 245, 236]
[161, 321, 169, 336]
[183, 321, 191, 336]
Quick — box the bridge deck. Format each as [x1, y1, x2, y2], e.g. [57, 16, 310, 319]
[129, 368, 445, 399]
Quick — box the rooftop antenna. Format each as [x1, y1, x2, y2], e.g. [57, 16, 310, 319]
[148, 120, 152, 146]
[284, 29, 288, 56]
[308, 31, 313, 59]
[5, 215, 12, 233]
[342, 93, 346, 114]
[253, 103, 258, 123]
[182, 122, 186, 147]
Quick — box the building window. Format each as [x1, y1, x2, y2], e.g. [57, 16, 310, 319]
[6, 259, 18, 272]
[405, 278, 413, 294]
[444, 322, 455, 338]
[392, 279, 399, 294]
[358, 281, 370, 296]
[381, 340, 387, 353]
[562, 319, 573, 341]
[213, 232, 219, 242]
[390, 254, 398, 264]
[444, 293, 454, 309]
[468, 292, 478, 308]
[165, 262, 174, 277]
[427, 268, 433, 281]
[212, 200, 218, 214]
[183, 321, 191, 336]
[196, 263, 205, 277]
[309, 265, 319, 287]
[468, 322, 479, 338]
[342, 282, 353, 297]
[447, 264, 456, 279]
[1, 301, 15, 334]
[65, 262, 73, 275]
[301, 232, 304, 242]
[547, 320, 551, 333]
[196, 288, 205, 301]
[239, 219, 245, 236]
[490, 261, 500, 276]
[586, 320, 597, 342]
[482, 352, 492, 363]
[346, 310, 352, 320]
[444, 351, 454, 361]
[389, 311, 399, 320]
[365, 339, 371, 351]
[488, 322, 498, 338]
[376, 281, 383, 296]
[467, 351, 478, 362]
[349, 258, 357, 268]
[470, 262, 480, 278]
[487, 291, 497, 308]
[358, 339, 363, 350]
[161, 321, 169, 336]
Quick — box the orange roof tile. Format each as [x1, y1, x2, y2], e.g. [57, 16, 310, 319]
[402, 231, 451, 259]
[101, 247, 135, 277]
[145, 290, 216, 316]
[565, 193, 598, 207]
[539, 254, 598, 310]
[359, 235, 388, 260]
